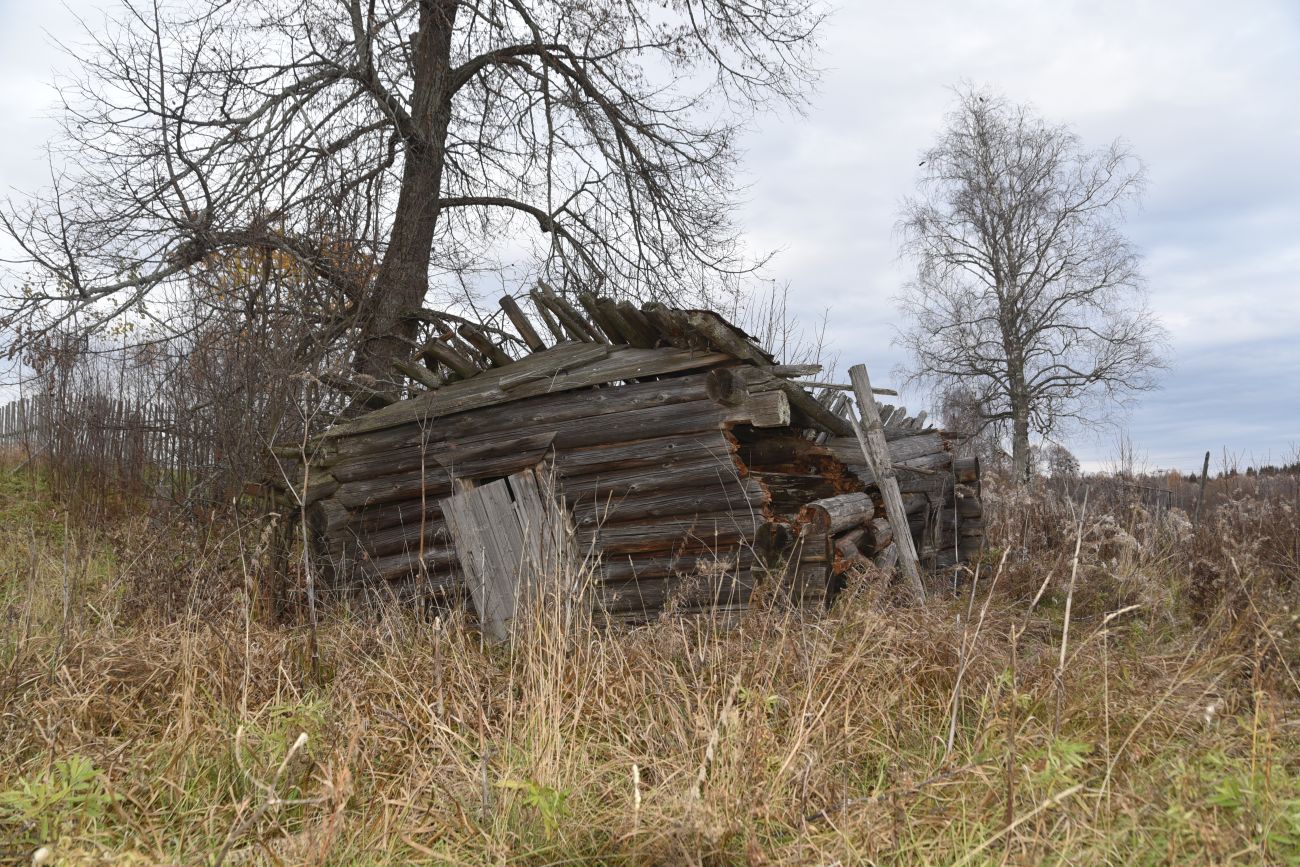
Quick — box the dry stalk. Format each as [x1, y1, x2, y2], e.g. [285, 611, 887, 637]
[1053, 488, 1089, 738]
[946, 549, 1009, 756]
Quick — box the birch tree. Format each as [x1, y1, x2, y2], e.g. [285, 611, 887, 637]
[898, 88, 1166, 483]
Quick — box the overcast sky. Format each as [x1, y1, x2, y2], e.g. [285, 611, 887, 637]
[2, 1, 1298, 473]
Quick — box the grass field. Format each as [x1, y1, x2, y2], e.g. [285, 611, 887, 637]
[1, 462, 1298, 864]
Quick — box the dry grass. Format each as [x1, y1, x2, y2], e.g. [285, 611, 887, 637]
[1, 461, 1298, 865]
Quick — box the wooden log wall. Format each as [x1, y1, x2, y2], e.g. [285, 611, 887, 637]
[301, 364, 787, 615]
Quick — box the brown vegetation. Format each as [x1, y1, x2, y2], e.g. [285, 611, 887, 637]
[1, 458, 1297, 863]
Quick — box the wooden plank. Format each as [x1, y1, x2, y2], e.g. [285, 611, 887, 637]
[497, 345, 611, 391]
[508, 467, 583, 623]
[442, 479, 526, 642]
[324, 345, 733, 439]
[848, 364, 925, 602]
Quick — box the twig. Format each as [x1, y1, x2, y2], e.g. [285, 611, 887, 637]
[946, 549, 1008, 755]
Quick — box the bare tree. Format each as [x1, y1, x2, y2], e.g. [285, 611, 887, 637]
[938, 385, 1007, 471]
[897, 87, 1166, 484]
[2, 0, 824, 388]
[1041, 442, 1080, 480]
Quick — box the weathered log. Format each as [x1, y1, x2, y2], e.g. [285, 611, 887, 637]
[954, 456, 980, 485]
[532, 286, 596, 342]
[362, 518, 451, 558]
[577, 294, 621, 344]
[873, 542, 899, 570]
[679, 310, 771, 365]
[530, 293, 569, 342]
[457, 323, 513, 367]
[577, 511, 756, 556]
[275, 472, 338, 507]
[834, 528, 867, 561]
[598, 548, 757, 583]
[332, 397, 773, 505]
[639, 302, 693, 348]
[393, 357, 444, 391]
[571, 476, 765, 527]
[332, 429, 558, 484]
[898, 475, 953, 497]
[335, 372, 716, 459]
[705, 367, 751, 407]
[561, 454, 746, 502]
[537, 282, 601, 341]
[599, 570, 757, 614]
[336, 473, 456, 509]
[499, 294, 546, 352]
[554, 431, 735, 476]
[420, 339, 479, 380]
[778, 379, 855, 437]
[356, 546, 461, 582]
[956, 496, 983, 519]
[749, 472, 841, 514]
[767, 364, 822, 378]
[318, 372, 393, 408]
[824, 431, 946, 468]
[862, 516, 894, 553]
[497, 344, 611, 391]
[797, 492, 875, 534]
[346, 498, 443, 534]
[754, 521, 796, 568]
[615, 301, 661, 349]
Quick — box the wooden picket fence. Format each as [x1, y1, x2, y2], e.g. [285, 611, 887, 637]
[0, 392, 218, 501]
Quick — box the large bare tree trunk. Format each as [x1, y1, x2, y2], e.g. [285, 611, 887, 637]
[1011, 405, 1031, 485]
[355, 1, 459, 385]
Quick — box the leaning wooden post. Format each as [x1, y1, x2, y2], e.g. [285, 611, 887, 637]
[1193, 449, 1211, 528]
[848, 364, 926, 602]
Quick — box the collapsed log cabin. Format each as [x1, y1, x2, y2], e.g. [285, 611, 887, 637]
[274, 291, 984, 637]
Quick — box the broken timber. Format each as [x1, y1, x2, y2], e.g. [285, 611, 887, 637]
[271, 289, 983, 637]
